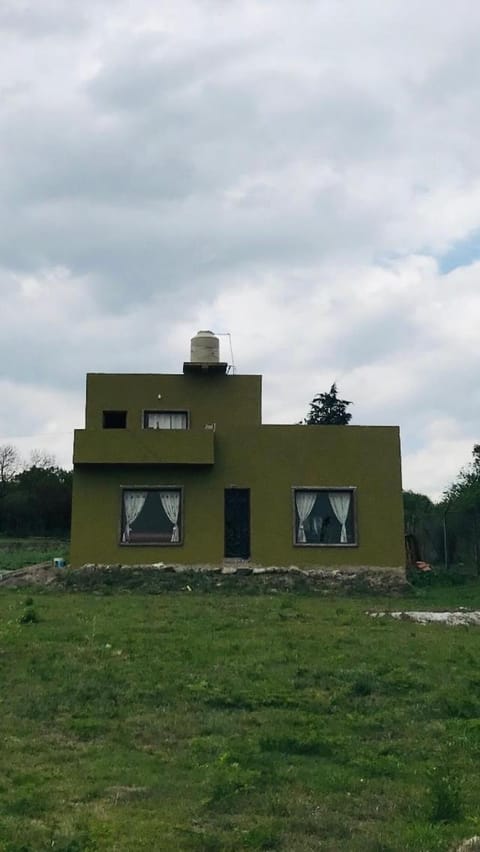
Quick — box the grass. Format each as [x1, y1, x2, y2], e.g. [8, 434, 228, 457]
[1, 582, 480, 850]
[0, 536, 69, 572]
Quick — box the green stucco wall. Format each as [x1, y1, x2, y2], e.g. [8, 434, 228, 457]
[70, 372, 405, 570]
[84, 372, 262, 432]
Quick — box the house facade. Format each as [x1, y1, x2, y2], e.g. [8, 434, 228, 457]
[70, 331, 405, 571]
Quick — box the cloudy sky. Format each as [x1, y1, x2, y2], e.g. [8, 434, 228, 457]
[2, 0, 480, 498]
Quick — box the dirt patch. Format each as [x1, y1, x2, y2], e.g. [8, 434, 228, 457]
[0, 562, 60, 588]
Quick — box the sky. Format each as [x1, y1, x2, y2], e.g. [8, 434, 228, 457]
[2, 0, 480, 499]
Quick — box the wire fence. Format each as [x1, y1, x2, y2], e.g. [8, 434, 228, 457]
[405, 508, 480, 575]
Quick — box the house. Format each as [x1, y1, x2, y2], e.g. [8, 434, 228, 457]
[70, 331, 405, 573]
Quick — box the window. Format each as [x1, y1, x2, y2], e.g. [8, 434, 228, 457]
[293, 488, 356, 546]
[103, 410, 127, 429]
[143, 411, 188, 430]
[121, 487, 182, 545]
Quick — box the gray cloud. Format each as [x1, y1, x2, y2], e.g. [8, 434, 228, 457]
[2, 0, 480, 493]
[0, 1, 90, 37]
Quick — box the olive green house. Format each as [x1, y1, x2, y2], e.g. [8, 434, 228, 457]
[70, 331, 405, 571]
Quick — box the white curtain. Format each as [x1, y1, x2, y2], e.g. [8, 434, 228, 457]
[146, 412, 186, 429]
[147, 413, 171, 429]
[295, 492, 316, 543]
[328, 492, 351, 543]
[170, 413, 187, 429]
[123, 491, 148, 542]
[159, 491, 180, 542]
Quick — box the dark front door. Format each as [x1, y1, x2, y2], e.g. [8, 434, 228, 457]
[224, 488, 250, 559]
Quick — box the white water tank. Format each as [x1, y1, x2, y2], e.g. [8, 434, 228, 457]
[190, 330, 220, 364]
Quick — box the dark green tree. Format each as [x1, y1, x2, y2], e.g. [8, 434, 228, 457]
[441, 445, 480, 572]
[403, 490, 436, 534]
[0, 463, 72, 536]
[444, 444, 480, 510]
[304, 383, 352, 425]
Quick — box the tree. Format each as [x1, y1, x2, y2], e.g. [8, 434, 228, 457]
[0, 444, 72, 537]
[29, 449, 57, 469]
[1, 465, 72, 536]
[0, 444, 20, 483]
[443, 445, 480, 511]
[403, 490, 436, 534]
[441, 445, 480, 572]
[304, 383, 352, 425]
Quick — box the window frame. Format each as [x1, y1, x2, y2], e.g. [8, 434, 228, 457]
[119, 485, 184, 546]
[141, 409, 189, 430]
[292, 486, 358, 547]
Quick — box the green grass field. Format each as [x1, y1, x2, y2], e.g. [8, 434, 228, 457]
[0, 538, 69, 573]
[1, 583, 480, 851]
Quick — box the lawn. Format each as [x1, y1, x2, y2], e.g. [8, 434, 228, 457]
[1, 584, 480, 851]
[0, 538, 69, 573]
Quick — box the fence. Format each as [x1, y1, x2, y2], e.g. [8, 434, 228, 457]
[405, 508, 480, 574]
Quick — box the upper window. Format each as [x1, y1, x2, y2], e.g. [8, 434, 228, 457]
[143, 411, 188, 430]
[293, 488, 356, 546]
[121, 487, 182, 545]
[103, 410, 127, 429]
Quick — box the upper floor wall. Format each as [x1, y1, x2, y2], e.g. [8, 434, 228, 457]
[83, 372, 262, 433]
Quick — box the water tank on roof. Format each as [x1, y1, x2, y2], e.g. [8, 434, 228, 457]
[190, 330, 220, 364]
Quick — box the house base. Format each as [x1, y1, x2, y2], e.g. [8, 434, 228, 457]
[68, 562, 408, 594]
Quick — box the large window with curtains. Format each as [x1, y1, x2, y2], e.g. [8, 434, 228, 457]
[120, 487, 183, 545]
[293, 487, 357, 546]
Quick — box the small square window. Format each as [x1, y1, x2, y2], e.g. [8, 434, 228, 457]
[103, 410, 127, 429]
[121, 487, 182, 545]
[143, 411, 188, 430]
[293, 488, 356, 546]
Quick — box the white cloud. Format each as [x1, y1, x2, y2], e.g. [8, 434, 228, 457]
[402, 419, 474, 501]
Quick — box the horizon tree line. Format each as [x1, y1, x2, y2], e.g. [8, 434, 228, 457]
[0, 444, 71, 537]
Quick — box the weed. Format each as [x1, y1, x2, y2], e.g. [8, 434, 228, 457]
[49, 835, 97, 852]
[243, 825, 282, 849]
[18, 607, 39, 624]
[5, 792, 47, 818]
[350, 673, 376, 696]
[204, 752, 262, 809]
[178, 828, 224, 851]
[437, 690, 480, 719]
[259, 734, 334, 757]
[428, 767, 464, 822]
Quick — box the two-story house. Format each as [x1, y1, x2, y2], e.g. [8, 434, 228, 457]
[70, 331, 405, 572]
